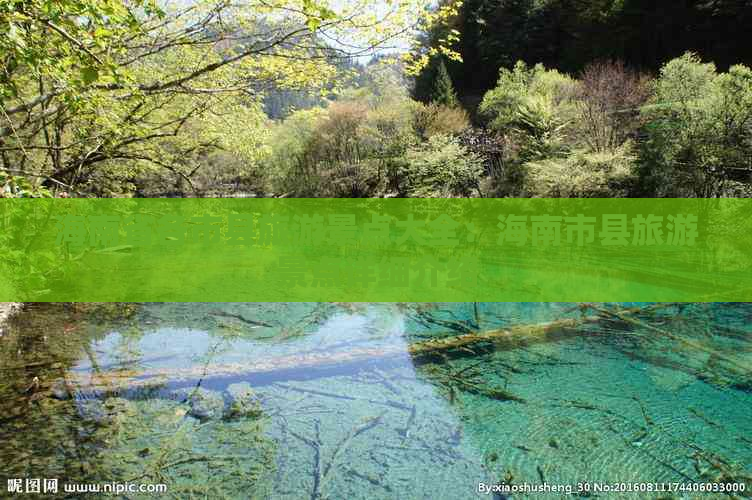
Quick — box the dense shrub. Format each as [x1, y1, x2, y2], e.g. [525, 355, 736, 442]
[412, 102, 470, 139]
[263, 108, 328, 196]
[396, 134, 484, 197]
[253, 54, 752, 199]
[575, 60, 652, 152]
[524, 142, 637, 197]
[479, 62, 577, 161]
[264, 98, 418, 197]
[640, 53, 752, 197]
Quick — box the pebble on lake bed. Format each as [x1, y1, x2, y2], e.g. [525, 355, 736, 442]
[182, 388, 226, 420]
[224, 382, 263, 420]
[74, 397, 135, 426]
[50, 380, 71, 400]
[171, 385, 263, 421]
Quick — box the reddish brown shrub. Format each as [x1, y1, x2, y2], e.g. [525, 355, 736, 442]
[575, 60, 652, 152]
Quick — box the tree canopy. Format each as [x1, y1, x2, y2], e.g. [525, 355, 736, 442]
[0, 0, 454, 193]
[414, 0, 752, 98]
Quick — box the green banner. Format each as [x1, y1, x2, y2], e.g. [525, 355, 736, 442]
[1, 198, 750, 302]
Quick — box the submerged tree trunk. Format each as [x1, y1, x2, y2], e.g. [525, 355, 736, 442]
[51, 304, 751, 396]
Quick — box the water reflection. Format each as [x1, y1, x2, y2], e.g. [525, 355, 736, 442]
[1, 303, 751, 499]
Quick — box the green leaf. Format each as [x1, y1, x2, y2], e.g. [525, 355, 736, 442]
[81, 66, 99, 84]
[306, 18, 321, 31]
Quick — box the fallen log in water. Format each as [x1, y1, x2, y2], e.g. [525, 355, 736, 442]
[588, 304, 750, 373]
[47, 304, 749, 397]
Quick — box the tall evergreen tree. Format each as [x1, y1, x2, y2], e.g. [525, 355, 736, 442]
[430, 59, 459, 107]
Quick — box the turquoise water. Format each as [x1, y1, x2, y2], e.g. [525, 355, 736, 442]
[1, 303, 751, 499]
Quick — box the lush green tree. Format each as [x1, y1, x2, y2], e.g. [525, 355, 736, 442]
[407, 0, 462, 102]
[430, 59, 459, 107]
[0, 0, 454, 195]
[480, 61, 577, 160]
[397, 134, 483, 197]
[639, 53, 752, 197]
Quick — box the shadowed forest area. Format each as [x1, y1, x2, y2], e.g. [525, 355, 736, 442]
[1, 0, 751, 199]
